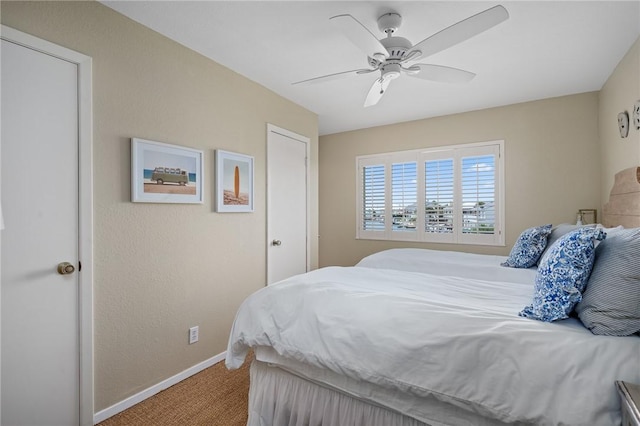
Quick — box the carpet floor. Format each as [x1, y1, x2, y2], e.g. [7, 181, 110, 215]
[98, 353, 251, 426]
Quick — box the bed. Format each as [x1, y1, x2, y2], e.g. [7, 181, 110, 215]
[226, 166, 640, 426]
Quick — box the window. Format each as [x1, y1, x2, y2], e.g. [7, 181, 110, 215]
[356, 141, 504, 246]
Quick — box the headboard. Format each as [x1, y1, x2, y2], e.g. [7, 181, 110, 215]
[602, 166, 640, 228]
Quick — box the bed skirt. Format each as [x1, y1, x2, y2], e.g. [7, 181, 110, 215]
[246, 347, 519, 426]
[248, 360, 431, 426]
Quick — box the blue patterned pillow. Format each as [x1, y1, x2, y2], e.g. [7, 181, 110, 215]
[519, 227, 606, 322]
[501, 224, 552, 268]
[536, 223, 597, 266]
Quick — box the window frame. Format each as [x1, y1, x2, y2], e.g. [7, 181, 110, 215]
[356, 140, 505, 246]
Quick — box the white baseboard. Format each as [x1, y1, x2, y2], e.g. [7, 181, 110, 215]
[93, 351, 227, 424]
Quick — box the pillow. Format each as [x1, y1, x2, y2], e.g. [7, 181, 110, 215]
[575, 227, 640, 336]
[537, 223, 596, 266]
[596, 224, 624, 233]
[519, 227, 606, 322]
[501, 224, 552, 268]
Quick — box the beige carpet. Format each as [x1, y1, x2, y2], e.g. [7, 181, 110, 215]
[98, 353, 251, 425]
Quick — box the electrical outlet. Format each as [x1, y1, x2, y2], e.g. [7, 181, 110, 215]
[189, 326, 199, 344]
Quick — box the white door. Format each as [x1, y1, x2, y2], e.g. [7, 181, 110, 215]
[267, 125, 309, 285]
[1, 28, 92, 426]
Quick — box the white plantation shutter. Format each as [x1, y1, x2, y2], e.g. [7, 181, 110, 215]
[425, 158, 454, 239]
[461, 155, 495, 235]
[356, 141, 503, 245]
[456, 143, 501, 245]
[359, 161, 386, 235]
[391, 162, 418, 234]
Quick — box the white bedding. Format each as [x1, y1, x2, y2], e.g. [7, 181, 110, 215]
[227, 249, 640, 425]
[355, 248, 537, 283]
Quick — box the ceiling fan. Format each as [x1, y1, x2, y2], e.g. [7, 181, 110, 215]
[293, 5, 509, 107]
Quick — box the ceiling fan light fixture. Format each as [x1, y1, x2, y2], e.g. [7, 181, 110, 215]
[381, 63, 401, 80]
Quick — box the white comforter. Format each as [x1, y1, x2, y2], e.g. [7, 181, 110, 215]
[227, 249, 640, 425]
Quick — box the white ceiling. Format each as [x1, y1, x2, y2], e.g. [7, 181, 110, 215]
[101, 1, 640, 136]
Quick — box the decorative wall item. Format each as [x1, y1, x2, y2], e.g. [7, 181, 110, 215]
[618, 111, 629, 138]
[216, 150, 254, 212]
[578, 209, 597, 225]
[633, 100, 640, 130]
[131, 138, 204, 203]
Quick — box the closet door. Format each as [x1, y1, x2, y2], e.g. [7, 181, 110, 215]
[267, 125, 309, 285]
[1, 36, 80, 425]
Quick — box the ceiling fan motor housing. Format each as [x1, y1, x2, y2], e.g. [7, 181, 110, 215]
[381, 36, 412, 59]
[369, 35, 414, 69]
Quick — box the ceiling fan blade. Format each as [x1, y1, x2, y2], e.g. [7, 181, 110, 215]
[364, 78, 391, 107]
[292, 68, 373, 86]
[330, 14, 389, 60]
[406, 64, 476, 83]
[408, 5, 509, 60]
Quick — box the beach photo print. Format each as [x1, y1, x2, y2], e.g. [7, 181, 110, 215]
[131, 138, 204, 204]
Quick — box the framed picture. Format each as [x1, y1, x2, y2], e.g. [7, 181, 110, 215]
[131, 138, 204, 204]
[216, 150, 254, 212]
[578, 209, 597, 225]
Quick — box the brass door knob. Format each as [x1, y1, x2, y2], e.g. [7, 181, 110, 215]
[57, 262, 75, 275]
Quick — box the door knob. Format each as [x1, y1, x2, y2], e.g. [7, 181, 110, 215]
[272, 239, 282, 246]
[57, 262, 75, 275]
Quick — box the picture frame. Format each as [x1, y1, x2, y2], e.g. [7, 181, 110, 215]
[578, 209, 597, 225]
[215, 150, 254, 212]
[131, 138, 204, 204]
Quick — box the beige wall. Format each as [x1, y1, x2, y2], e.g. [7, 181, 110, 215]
[3, 0, 636, 416]
[1, 1, 318, 412]
[598, 37, 640, 203]
[319, 93, 601, 267]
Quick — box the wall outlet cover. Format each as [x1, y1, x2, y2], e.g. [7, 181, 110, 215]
[189, 326, 199, 344]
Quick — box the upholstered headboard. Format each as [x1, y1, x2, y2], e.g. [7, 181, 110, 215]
[602, 166, 640, 228]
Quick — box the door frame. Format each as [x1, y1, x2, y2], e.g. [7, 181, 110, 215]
[266, 124, 310, 283]
[1, 25, 94, 425]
